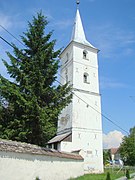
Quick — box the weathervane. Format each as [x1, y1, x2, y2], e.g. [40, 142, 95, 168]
[76, 0, 80, 8]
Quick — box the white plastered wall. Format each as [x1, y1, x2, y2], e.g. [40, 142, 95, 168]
[0, 151, 84, 180]
[57, 41, 103, 173]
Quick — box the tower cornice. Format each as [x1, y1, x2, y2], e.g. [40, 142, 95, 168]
[60, 40, 99, 58]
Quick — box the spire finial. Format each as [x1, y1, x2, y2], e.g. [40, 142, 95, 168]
[76, 0, 80, 8]
[71, 2, 96, 48]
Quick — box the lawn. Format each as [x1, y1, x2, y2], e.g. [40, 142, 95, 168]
[71, 168, 135, 180]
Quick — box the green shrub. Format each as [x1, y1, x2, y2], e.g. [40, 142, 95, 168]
[35, 177, 40, 180]
[106, 172, 111, 180]
[126, 169, 130, 179]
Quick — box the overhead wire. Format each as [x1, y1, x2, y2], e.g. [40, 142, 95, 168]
[0, 25, 129, 135]
[56, 76, 129, 135]
[0, 36, 15, 49]
[0, 24, 25, 47]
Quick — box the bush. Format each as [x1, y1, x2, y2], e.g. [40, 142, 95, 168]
[35, 177, 40, 180]
[106, 172, 111, 180]
[126, 169, 130, 179]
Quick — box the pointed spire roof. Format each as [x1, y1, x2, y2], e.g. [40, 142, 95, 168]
[71, 9, 96, 49]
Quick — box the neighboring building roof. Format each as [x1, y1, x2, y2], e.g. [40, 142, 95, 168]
[71, 9, 96, 49]
[48, 132, 71, 144]
[104, 148, 119, 155]
[110, 148, 119, 155]
[0, 139, 83, 160]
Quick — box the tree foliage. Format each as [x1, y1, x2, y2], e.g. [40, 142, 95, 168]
[0, 12, 72, 146]
[119, 127, 135, 166]
[126, 169, 130, 179]
[106, 172, 111, 180]
[103, 149, 111, 166]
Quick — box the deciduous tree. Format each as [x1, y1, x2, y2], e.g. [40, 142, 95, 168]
[119, 127, 135, 166]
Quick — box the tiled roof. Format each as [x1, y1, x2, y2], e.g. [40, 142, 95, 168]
[110, 148, 119, 154]
[0, 139, 83, 160]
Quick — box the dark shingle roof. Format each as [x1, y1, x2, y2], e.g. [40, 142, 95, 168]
[0, 139, 83, 160]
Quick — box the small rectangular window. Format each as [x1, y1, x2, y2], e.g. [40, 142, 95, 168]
[54, 143, 58, 150]
[48, 144, 52, 149]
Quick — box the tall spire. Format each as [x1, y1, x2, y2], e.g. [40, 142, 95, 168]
[71, 3, 95, 48]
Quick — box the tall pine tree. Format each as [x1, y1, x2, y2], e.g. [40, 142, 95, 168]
[0, 12, 72, 146]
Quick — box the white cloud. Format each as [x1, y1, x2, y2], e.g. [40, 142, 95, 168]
[100, 77, 127, 89]
[87, 0, 96, 2]
[0, 13, 26, 33]
[91, 24, 135, 58]
[28, 8, 53, 21]
[124, 48, 134, 56]
[103, 130, 124, 149]
[51, 19, 73, 30]
[0, 13, 12, 30]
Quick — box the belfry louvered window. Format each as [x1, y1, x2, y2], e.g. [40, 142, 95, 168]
[83, 50, 87, 59]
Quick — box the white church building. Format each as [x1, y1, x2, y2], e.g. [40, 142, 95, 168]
[48, 3, 103, 173]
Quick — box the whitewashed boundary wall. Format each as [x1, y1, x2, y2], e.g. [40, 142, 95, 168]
[0, 139, 84, 180]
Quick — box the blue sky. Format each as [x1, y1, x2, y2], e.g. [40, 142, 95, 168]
[0, 0, 135, 137]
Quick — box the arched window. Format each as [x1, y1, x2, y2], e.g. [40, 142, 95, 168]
[83, 50, 88, 59]
[83, 72, 89, 83]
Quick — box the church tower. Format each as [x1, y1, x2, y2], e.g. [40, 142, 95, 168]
[48, 2, 103, 173]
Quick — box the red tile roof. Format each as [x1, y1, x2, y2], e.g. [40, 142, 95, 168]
[110, 148, 119, 154]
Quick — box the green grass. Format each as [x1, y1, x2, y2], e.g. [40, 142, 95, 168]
[71, 173, 122, 180]
[71, 168, 135, 180]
